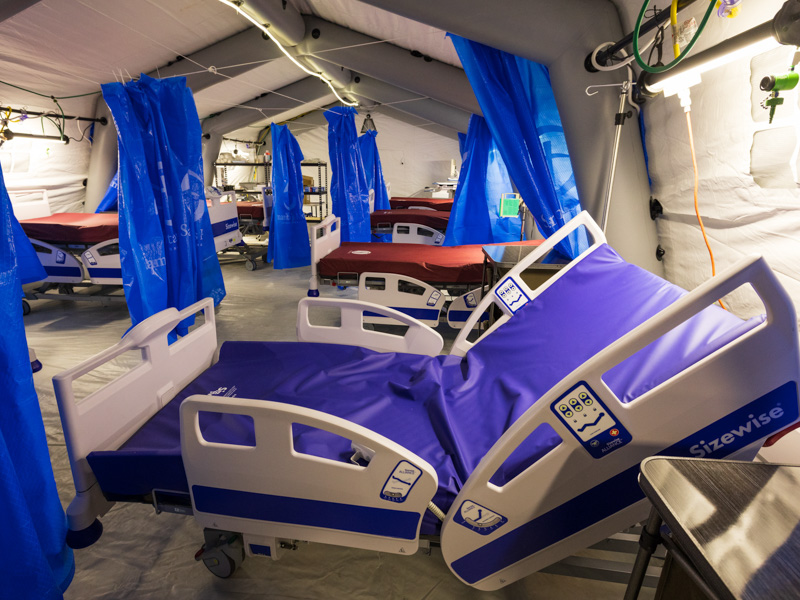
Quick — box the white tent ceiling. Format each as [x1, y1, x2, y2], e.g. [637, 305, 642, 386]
[0, 0, 468, 137]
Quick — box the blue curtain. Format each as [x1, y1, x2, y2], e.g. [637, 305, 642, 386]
[1, 167, 74, 599]
[102, 75, 225, 334]
[357, 130, 390, 212]
[94, 171, 119, 212]
[444, 115, 519, 246]
[449, 35, 587, 257]
[325, 107, 370, 243]
[268, 123, 310, 269]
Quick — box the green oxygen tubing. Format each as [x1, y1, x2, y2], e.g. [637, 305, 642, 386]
[633, 0, 718, 73]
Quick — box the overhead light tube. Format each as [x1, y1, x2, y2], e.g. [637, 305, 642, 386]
[0, 130, 69, 144]
[641, 20, 790, 97]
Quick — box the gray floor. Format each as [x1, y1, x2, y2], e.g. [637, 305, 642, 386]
[26, 255, 654, 599]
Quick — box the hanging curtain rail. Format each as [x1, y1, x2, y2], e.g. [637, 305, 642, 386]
[585, 0, 701, 70]
[0, 106, 108, 125]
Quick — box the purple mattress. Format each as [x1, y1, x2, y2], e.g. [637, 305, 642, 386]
[88, 244, 758, 535]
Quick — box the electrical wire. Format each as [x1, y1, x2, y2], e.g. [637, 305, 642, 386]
[0, 78, 100, 100]
[215, 0, 357, 107]
[591, 37, 657, 71]
[670, 0, 682, 58]
[633, 0, 717, 74]
[685, 109, 727, 310]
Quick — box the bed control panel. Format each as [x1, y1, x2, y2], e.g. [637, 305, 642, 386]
[380, 461, 422, 503]
[427, 290, 442, 306]
[453, 500, 508, 535]
[551, 382, 631, 459]
[495, 277, 531, 314]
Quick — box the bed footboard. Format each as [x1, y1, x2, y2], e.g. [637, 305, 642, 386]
[297, 297, 443, 355]
[442, 253, 800, 590]
[53, 298, 218, 538]
[181, 395, 438, 557]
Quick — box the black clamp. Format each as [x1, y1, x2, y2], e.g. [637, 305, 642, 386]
[639, 526, 662, 554]
[615, 110, 633, 126]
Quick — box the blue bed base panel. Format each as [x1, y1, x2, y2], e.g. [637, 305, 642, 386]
[88, 244, 760, 537]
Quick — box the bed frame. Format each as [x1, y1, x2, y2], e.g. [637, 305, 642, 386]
[53, 212, 800, 589]
[308, 215, 481, 327]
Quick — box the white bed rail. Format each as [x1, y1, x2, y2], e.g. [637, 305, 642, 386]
[53, 298, 218, 533]
[442, 254, 800, 590]
[297, 297, 443, 356]
[308, 215, 341, 297]
[82, 238, 122, 285]
[358, 271, 445, 328]
[181, 395, 438, 555]
[450, 211, 605, 356]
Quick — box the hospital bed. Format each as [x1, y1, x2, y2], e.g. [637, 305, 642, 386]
[17, 192, 250, 309]
[52, 211, 800, 590]
[390, 196, 454, 211]
[310, 214, 541, 328]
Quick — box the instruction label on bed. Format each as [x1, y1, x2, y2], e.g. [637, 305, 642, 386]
[427, 290, 442, 306]
[495, 277, 530, 314]
[380, 461, 422, 503]
[454, 500, 508, 535]
[56, 251, 66, 265]
[551, 382, 631, 459]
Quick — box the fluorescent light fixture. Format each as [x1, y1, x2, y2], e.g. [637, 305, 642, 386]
[216, 0, 358, 107]
[643, 21, 786, 96]
[0, 129, 68, 144]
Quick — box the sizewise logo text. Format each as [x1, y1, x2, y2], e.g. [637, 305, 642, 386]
[690, 406, 784, 458]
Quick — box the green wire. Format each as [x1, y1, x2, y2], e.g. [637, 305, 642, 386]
[633, 0, 718, 74]
[0, 78, 100, 100]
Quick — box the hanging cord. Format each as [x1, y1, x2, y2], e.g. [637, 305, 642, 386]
[685, 109, 727, 310]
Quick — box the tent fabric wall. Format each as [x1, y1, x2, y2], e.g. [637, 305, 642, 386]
[267, 123, 311, 269]
[0, 167, 74, 599]
[0, 119, 90, 213]
[324, 106, 370, 242]
[450, 35, 586, 257]
[291, 111, 460, 198]
[443, 114, 518, 246]
[102, 74, 225, 334]
[612, 0, 800, 324]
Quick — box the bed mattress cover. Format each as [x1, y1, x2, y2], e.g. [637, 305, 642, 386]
[318, 240, 542, 284]
[371, 209, 450, 230]
[20, 213, 119, 243]
[236, 201, 264, 220]
[88, 244, 758, 535]
[389, 197, 453, 211]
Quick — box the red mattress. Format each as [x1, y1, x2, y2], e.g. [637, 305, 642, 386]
[19, 213, 118, 244]
[236, 201, 264, 221]
[389, 197, 454, 211]
[318, 240, 542, 284]
[371, 209, 450, 231]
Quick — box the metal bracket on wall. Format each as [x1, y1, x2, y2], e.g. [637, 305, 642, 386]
[649, 197, 663, 220]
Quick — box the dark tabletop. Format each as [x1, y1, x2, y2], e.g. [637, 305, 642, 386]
[639, 457, 800, 600]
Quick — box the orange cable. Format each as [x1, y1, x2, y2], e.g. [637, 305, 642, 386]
[686, 110, 727, 310]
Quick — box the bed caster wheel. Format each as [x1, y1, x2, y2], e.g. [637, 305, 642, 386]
[261, 253, 269, 263]
[57, 284, 74, 295]
[195, 530, 245, 579]
[22, 300, 31, 316]
[245, 259, 257, 271]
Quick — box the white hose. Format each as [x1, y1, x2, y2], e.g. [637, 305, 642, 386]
[590, 38, 657, 72]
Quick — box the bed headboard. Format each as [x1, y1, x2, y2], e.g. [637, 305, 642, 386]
[8, 188, 51, 220]
[452, 211, 606, 356]
[308, 215, 341, 297]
